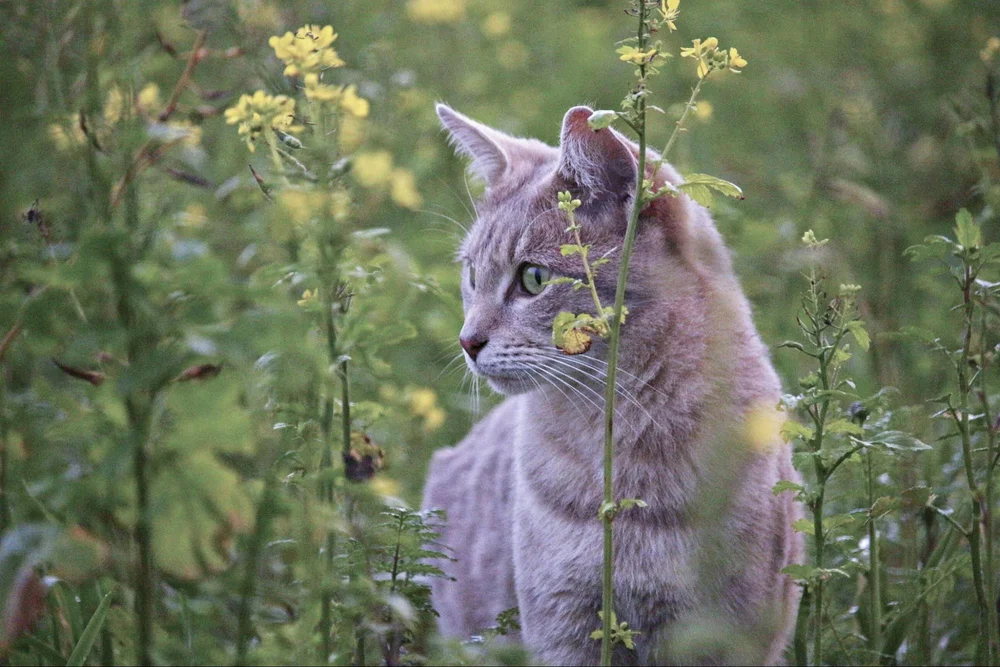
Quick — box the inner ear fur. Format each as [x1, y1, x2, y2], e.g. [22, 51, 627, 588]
[556, 106, 637, 206]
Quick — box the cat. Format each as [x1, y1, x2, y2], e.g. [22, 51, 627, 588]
[422, 103, 803, 666]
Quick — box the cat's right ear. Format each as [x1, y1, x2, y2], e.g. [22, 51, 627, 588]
[436, 103, 511, 186]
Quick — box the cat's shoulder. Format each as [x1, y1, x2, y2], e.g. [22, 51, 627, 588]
[422, 396, 521, 511]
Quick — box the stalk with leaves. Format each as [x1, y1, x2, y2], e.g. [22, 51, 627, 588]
[906, 209, 1000, 664]
[551, 2, 747, 663]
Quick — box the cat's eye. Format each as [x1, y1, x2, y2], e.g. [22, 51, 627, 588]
[468, 264, 476, 289]
[519, 264, 550, 295]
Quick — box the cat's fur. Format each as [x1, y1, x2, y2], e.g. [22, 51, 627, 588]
[422, 104, 803, 665]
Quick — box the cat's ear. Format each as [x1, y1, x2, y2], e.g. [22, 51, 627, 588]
[436, 103, 514, 186]
[557, 106, 637, 205]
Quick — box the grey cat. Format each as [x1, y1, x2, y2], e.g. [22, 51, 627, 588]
[422, 103, 803, 666]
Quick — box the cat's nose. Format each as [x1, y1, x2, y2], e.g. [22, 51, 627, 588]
[460, 336, 487, 361]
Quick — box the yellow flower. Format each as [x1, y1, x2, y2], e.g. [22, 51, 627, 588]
[278, 189, 328, 227]
[982, 36, 1000, 63]
[297, 289, 316, 307]
[728, 47, 747, 72]
[137, 83, 161, 114]
[268, 24, 345, 77]
[303, 73, 342, 103]
[694, 100, 713, 121]
[104, 86, 125, 124]
[409, 388, 445, 432]
[225, 91, 299, 151]
[352, 151, 394, 188]
[338, 114, 366, 153]
[407, 0, 466, 24]
[329, 189, 351, 221]
[339, 85, 370, 118]
[680, 37, 719, 78]
[390, 168, 423, 209]
[482, 11, 512, 37]
[48, 116, 86, 151]
[659, 0, 680, 31]
[744, 402, 783, 453]
[617, 45, 658, 65]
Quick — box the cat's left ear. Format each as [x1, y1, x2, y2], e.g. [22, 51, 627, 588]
[557, 106, 637, 205]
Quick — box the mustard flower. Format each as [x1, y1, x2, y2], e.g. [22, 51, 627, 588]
[680, 37, 718, 78]
[617, 45, 658, 65]
[728, 47, 747, 72]
[659, 0, 680, 32]
[407, 0, 466, 24]
[352, 151, 394, 188]
[224, 90, 300, 152]
[269, 24, 345, 77]
[339, 85, 370, 118]
[297, 289, 316, 307]
[303, 73, 342, 103]
[390, 168, 422, 209]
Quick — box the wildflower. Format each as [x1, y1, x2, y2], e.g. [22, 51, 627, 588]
[329, 189, 351, 221]
[48, 116, 86, 151]
[407, 0, 466, 24]
[617, 45, 658, 65]
[339, 85, 370, 118]
[137, 83, 161, 114]
[390, 168, 423, 209]
[659, 0, 680, 31]
[269, 25, 345, 77]
[297, 289, 316, 307]
[744, 401, 783, 453]
[982, 36, 1000, 63]
[104, 86, 125, 124]
[224, 90, 300, 152]
[303, 73, 341, 102]
[352, 151, 394, 188]
[680, 37, 718, 78]
[482, 11, 512, 37]
[338, 114, 366, 153]
[801, 230, 829, 248]
[694, 100, 713, 122]
[728, 47, 747, 72]
[409, 388, 446, 432]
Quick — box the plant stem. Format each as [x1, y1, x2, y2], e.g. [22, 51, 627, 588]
[600, 2, 647, 663]
[867, 449, 881, 660]
[957, 265, 992, 665]
[236, 477, 276, 667]
[979, 303, 999, 665]
[0, 378, 10, 534]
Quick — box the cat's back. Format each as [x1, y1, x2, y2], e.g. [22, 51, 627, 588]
[422, 396, 521, 638]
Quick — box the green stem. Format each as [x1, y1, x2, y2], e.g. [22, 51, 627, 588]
[236, 477, 276, 667]
[979, 304, 999, 665]
[794, 586, 812, 666]
[653, 76, 705, 177]
[867, 450, 881, 660]
[0, 378, 10, 534]
[600, 2, 647, 664]
[957, 266, 992, 666]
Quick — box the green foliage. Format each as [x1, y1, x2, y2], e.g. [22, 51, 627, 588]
[1, 0, 1000, 665]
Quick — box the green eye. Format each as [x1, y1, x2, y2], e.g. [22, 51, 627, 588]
[520, 264, 550, 295]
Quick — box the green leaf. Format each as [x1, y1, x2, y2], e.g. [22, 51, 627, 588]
[587, 110, 618, 130]
[781, 564, 818, 581]
[826, 419, 865, 436]
[846, 320, 870, 351]
[66, 588, 114, 667]
[954, 208, 981, 250]
[772, 480, 805, 496]
[792, 518, 815, 535]
[560, 244, 584, 256]
[677, 173, 745, 208]
[780, 420, 814, 443]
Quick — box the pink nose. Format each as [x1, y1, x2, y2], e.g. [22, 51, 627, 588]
[460, 336, 487, 361]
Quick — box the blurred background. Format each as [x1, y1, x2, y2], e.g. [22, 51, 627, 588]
[2, 0, 1000, 663]
[2, 0, 999, 498]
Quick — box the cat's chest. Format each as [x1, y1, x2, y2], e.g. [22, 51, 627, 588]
[513, 399, 700, 523]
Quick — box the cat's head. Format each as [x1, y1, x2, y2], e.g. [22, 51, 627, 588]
[437, 103, 732, 395]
